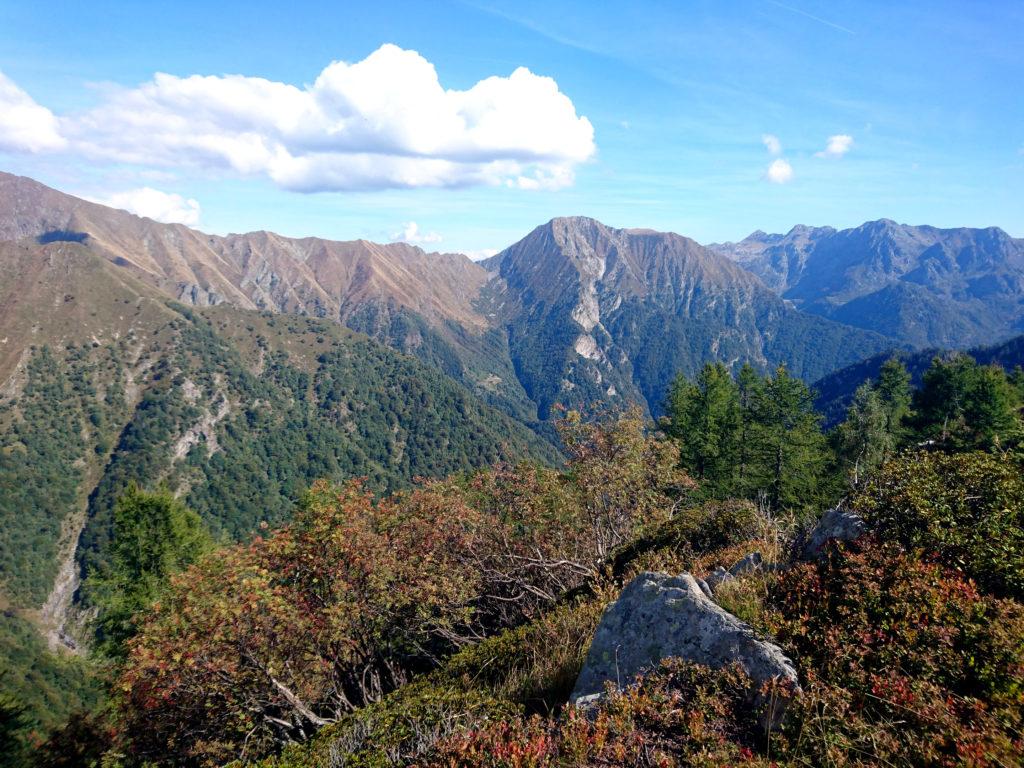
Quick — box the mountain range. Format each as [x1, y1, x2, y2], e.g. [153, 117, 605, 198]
[0, 172, 897, 422]
[709, 219, 1024, 348]
[4, 171, 1024, 666]
[3, 170, 1024, 733]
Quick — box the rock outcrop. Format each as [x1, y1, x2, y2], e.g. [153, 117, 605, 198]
[571, 571, 799, 728]
[801, 507, 866, 560]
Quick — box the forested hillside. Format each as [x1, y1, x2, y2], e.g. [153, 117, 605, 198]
[0, 244, 557, 735]
[813, 332, 1024, 425]
[5, 347, 1021, 767]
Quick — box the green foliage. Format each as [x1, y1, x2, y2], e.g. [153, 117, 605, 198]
[665, 362, 741, 494]
[0, 613, 103, 739]
[0, 688, 31, 767]
[76, 308, 558, 579]
[875, 356, 914, 440]
[832, 358, 913, 487]
[665, 363, 828, 514]
[913, 354, 1022, 450]
[0, 345, 126, 605]
[83, 486, 212, 658]
[111, 413, 686, 766]
[33, 709, 111, 768]
[852, 451, 1024, 599]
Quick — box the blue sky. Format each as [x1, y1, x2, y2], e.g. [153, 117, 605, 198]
[0, 0, 1021, 255]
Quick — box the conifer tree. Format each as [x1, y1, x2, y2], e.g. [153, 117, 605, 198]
[86, 485, 212, 658]
[735, 363, 763, 496]
[914, 355, 1020, 450]
[874, 357, 913, 451]
[837, 382, 891, 486]
[665, 363, 740, 497]
[749, 366, 827, 513]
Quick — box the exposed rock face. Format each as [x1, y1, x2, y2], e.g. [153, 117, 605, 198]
[571, 571, 799, 727]
[705, 566, 734, 593]
[801, 507, 866, 560]
[484, 216, 891, 419]
[729, 551, 764, 578]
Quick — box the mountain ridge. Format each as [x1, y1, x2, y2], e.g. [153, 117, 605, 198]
[1, 174, 896, 421]
[483, 215, 893, 417]
[709, 219, 1024, 347]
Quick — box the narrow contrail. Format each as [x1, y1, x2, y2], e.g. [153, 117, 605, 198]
[766, 0, 856, 35]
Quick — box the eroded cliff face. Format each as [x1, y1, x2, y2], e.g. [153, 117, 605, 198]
[483, 216, 891, 418]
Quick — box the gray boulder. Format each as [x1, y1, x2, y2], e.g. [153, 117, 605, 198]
[801, 507, 866, 560]
[704, 566, 733, 592]
[729, 551, 764, 578]
[571, 571, 800, 729]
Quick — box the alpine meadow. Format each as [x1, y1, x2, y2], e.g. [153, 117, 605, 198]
[0, 3, 1022, 767]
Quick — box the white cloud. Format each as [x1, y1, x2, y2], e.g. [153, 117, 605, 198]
[464, 248, 499, 261]
[0, 72, 66, 153]
[765, 158, 794, 184]
[816, 134, 854, 158]
[390, 221, 442, 245]
[761, 133, 782, 156]
[11, 44, 594, 192]
[95, 187, 201, 225]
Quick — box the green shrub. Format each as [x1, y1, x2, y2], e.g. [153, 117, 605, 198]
[852, 451, 1024, 599]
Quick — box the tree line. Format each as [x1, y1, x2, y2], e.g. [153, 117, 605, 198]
[664, 354, 1024, 514]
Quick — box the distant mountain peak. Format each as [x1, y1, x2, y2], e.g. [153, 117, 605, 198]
[707, 217, 1024, 348]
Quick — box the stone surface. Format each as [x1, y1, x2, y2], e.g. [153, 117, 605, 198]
[729, 551, 764, 578]
[801, 507, 866, 560]
[571, 571, 800, 728]
[705, 566, 733, 592]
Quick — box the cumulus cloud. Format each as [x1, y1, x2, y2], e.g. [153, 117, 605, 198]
[761, 133, 782, 156]
[10, 44, 593, 192]
[765, 158, 794, 184]
[0, 72, 66, 153]
[390, 221, 442, 245]
[96, 187, 201, 225]
[816, 134, 853, 158]
[464, 248, 499, 261]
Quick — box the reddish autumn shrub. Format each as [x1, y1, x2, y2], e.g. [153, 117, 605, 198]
[419, 660, 770, 768]
[766, 537, 1024, 766]
[114, 412, 690, 766]
[116, 480, 485, 766]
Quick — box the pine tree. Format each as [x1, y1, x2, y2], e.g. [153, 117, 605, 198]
[963, 364, 1019, 449]
[735, 363, 763, 496]
[874, 357, 913, 452]
[0, 690, 30, 767]
[914, 355, 1020, 450]
[749, 366, 827, 513]
[837, 382, 891, 486]
[665, 364, 740, 497]
[86, 485, 213, 658]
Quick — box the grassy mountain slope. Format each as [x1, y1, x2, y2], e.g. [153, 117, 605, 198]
[0, 171, 541, 424]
